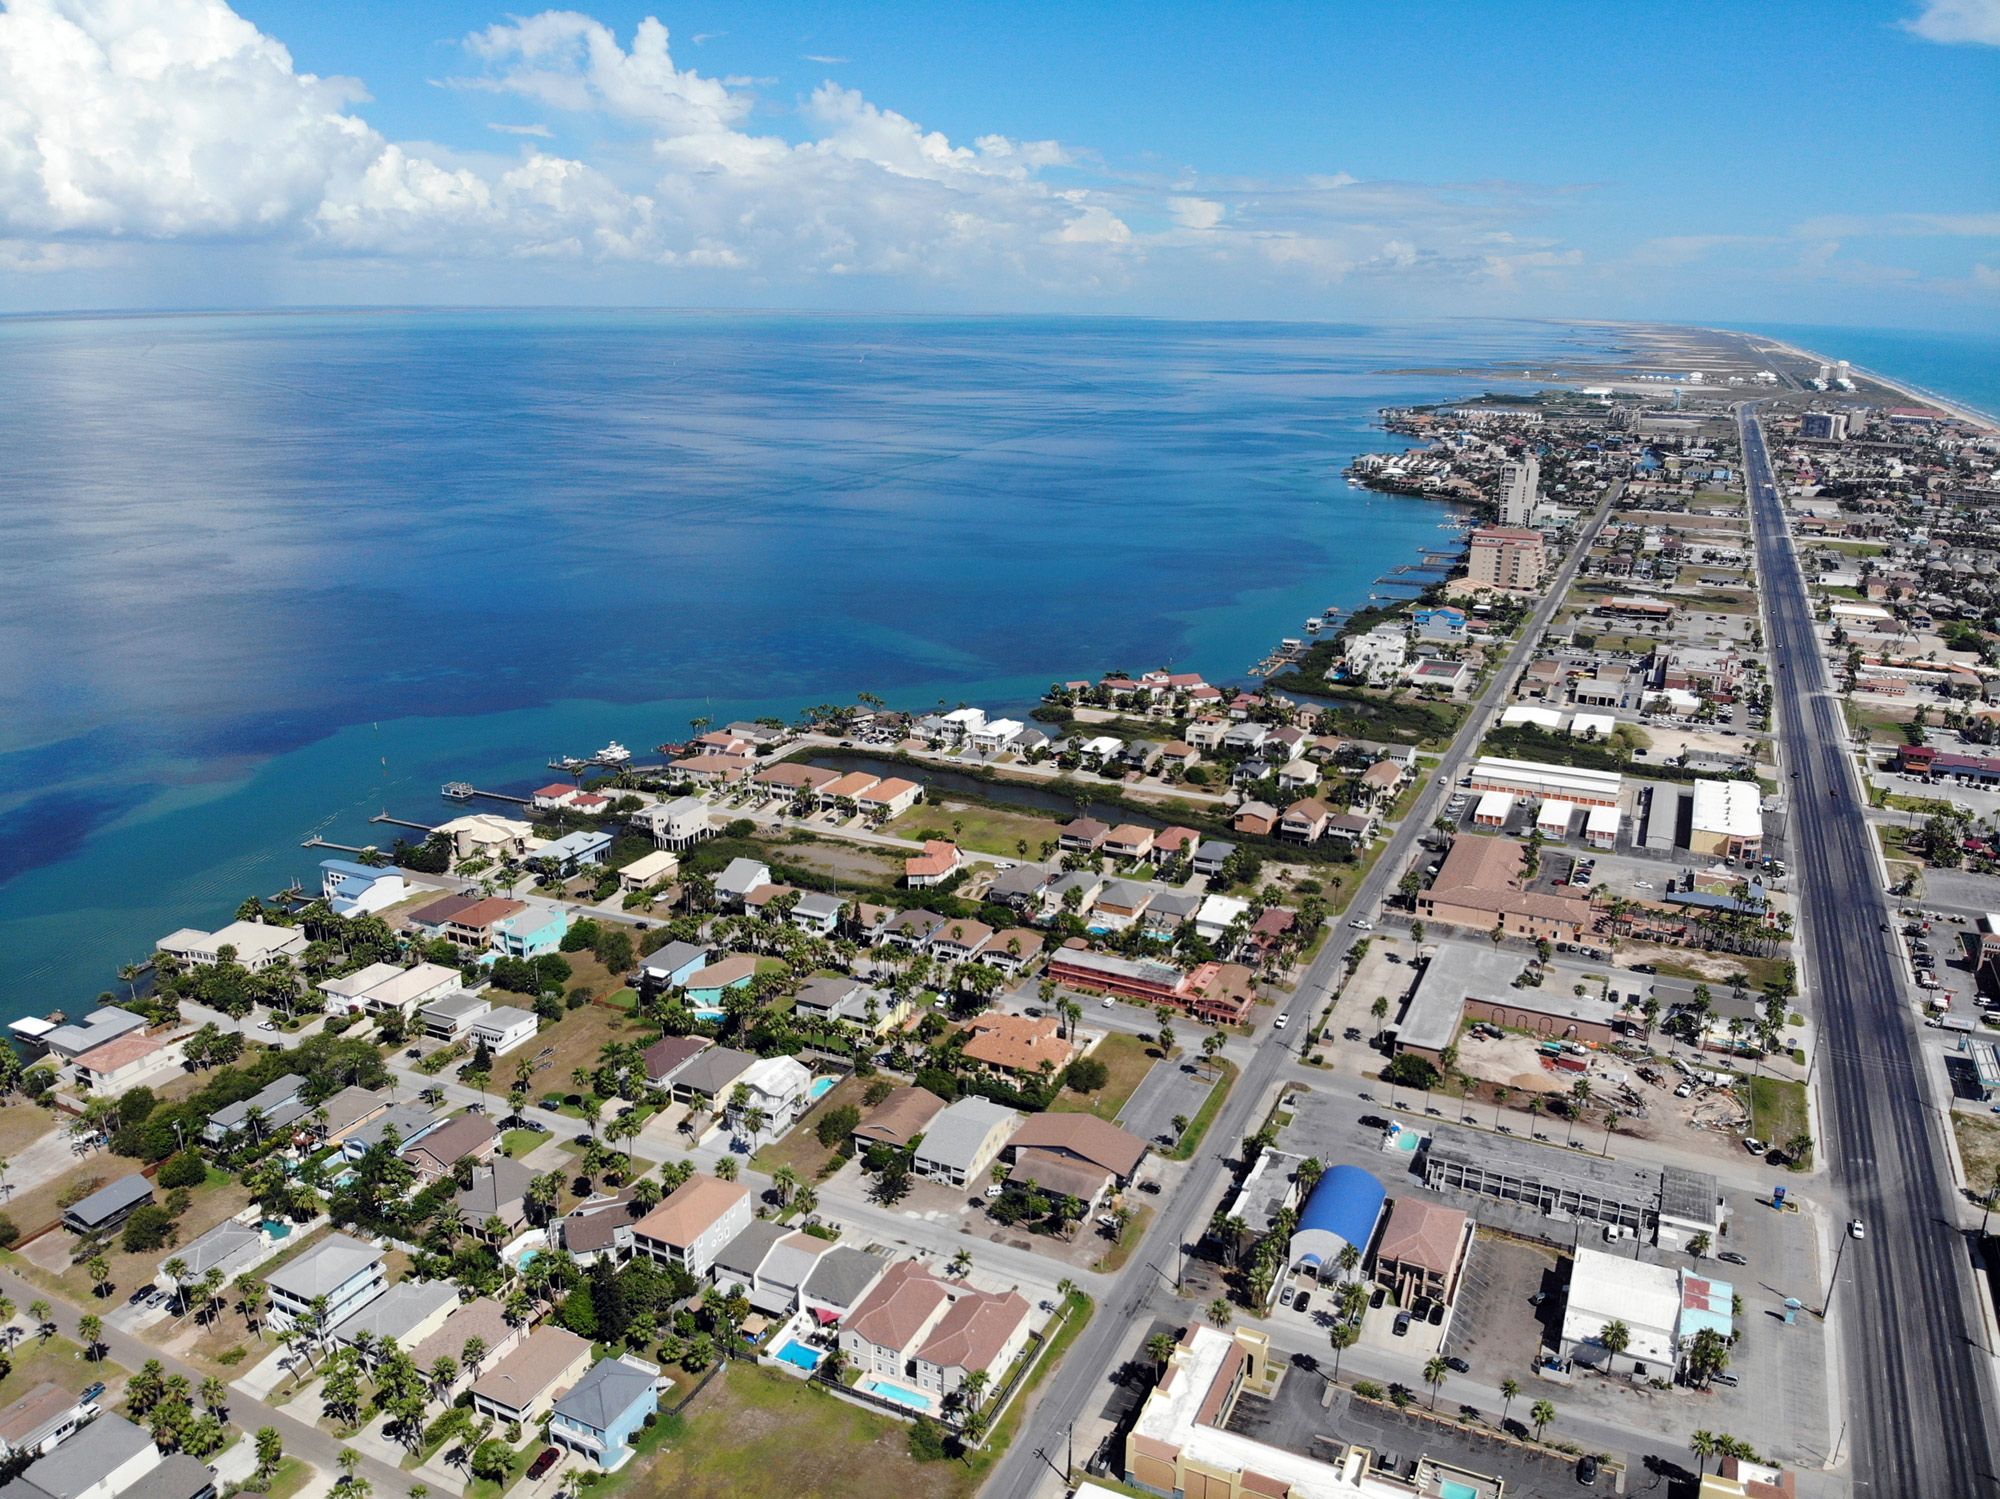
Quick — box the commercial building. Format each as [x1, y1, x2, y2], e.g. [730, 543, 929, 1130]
[1126, 1325, 1501, 1499]
[1422, 1127, 1721, 1247]
[1045, 943, 1258, 1024]
[1465, 756, 1622, 809]
[1416, 835, 1593, 945]
[1689, 779, 1764, 860]
[1287, 1166, 1387, 1284]
[1466, 526, 1546, 590]
[1374, 1198, 1473, 1308]
[1558, 1247, 1734, 1378]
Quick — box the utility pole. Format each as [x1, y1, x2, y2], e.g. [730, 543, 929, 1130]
[1821, 1227, 1852, 1317]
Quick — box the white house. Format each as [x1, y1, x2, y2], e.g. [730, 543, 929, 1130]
[634, 796, 712, 851]
[1342, 623, 1409, 685]
[470, 1004, 540, 1057]
[728, 1055, 813, 1146]
[319, 859, 410, 918]
[617, 849, 680, 893]
[266, 1231, 386, 1336]
[970, 718, 1024, 752]
[155, 920, 306, 972]
[319, 961, 461, 1016]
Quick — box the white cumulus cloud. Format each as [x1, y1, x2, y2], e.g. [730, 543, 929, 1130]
[1904, 0, 2000, 44]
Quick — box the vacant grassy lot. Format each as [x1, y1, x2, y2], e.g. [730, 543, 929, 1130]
[750, 1075, 866, 1184]
[1746, 1076, 1808, 1152]
[1050, 1032, 1160, 1122]
[9, 1173, 254, 1310]
[1954, 1113, 2000, 1203]
[527, 1002, 651, 1100]
[890, 800, 1068, 860]
[0, 1333, 122, 1409]
[608, 1363, 976, 1499]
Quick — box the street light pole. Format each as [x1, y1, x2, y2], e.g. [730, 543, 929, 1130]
[1821, 1227, 1851, 1317]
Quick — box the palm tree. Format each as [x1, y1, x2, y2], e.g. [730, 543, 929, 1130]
[336, 1448, 361, 1482]
[1500, 1377, 1520, 1426]
[1146, 1331, 1179, 1366]
[1688, 1231, 1711, 1261]
[1530, 1398, 1556, 1443]
[1601, 1109, 1621, 1156]
[1598, 1318, 1631, 1374]
[1328, 1322, 1358, 1383]
[1422, 1356, 1448, 1410]
[1691, 1429, 1718, 1477]
[28, 1299, 50, 1341]
[1207, 1297, 1231, 1329]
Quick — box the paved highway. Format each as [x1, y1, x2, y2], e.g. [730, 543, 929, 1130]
[1739, 404, 1999, 1497]
[979, 483, 1622, 1499]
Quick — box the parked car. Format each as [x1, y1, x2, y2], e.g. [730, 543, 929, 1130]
[1577, 1454, 1600, 1486]
[1849, 1218, 1866, 1240]
[1718, 1250, 1747, 1266]
[79, 1382, 105, 1404]
[1392, 1310, 1411, 1337]
[984, 1186, 1005, 1198]
[526, 1447, 561, 1481]
[1445, 1356, 1470, 1374]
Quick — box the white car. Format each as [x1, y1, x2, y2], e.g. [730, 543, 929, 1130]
[1274, 1013, 1290, 1030]
[1350, 918, 1374, 931]
[1848, 1218, 1866, 1240]
[1634, 881, 1653, 890]
[1101, 997, 1115, 1009]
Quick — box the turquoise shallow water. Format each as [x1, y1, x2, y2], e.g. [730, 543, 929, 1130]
[36, 312, 1985, 1020]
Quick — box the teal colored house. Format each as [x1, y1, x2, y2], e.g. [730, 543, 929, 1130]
[491, 905, 570, 959]
[549, 1355, 658, 1470]
[683, 954, 758, 1006]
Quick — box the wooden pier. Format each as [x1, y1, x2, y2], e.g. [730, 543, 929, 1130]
[302, 836, 378, 856]
[369, 813, 437, 833]
[442, 786, 531, 806]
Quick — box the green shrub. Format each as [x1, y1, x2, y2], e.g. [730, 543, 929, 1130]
[1064, 1057, 1109, 1094]
[157, 1149, 209, 1190]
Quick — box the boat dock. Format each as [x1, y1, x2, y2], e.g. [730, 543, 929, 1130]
[302, 836, 379, 856]
[369, 813, 436, 833]
[441, 783, 530, 806]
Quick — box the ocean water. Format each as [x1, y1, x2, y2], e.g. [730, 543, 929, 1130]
[1747, 323, 2000, 425]
[0, 311, 1626, 1015]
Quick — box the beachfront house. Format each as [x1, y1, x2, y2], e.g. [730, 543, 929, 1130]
[318, 859, 409, 918]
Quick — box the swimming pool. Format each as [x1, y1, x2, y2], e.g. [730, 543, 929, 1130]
[809, 1076, 837, 1102]
[1437, 1481, 1480, 1499]
[516, 1249, 540, 1269]
[261, 1220, 293, 1240]
[775, 1339, 823, 1371]
[694, 1007, 726, 1023]
[861, 1378, 935, 1413]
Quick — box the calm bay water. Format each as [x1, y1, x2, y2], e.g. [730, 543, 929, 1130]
[13, 312, 1981, 1019]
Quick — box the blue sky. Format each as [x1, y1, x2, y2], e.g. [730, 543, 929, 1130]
[1, 0, 1995, 325]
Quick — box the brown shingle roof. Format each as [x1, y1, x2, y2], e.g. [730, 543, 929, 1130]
[468, 1324, 590, 1410]
[633, 1173, 749, 1249]
[413, 1296, 511, 1370]
[1006, 1111, 1146, 1179]
[405, 1113, 497, 1174]
[960, 1013, 1071, 1076]
[641, 1035, 711, 1081]
[0, 1382, 77, 1445]
[853, 1086, 946, 1150]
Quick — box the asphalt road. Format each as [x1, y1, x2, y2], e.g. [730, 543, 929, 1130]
[978, 483, 1622, 1499]
[1740, 404, 2000, 1497]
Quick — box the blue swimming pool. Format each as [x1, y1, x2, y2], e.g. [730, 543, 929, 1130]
[809, 1076, 837, 1102]
[775, 1339, 823, 1371]
[261, 1220, 292, 1240]
[1438, 1481, 1480, 1499]
[861, 1378, 935, 1412]
[694, 1007, 726, 1023]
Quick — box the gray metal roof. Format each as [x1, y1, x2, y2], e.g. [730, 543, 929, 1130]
[42, 1008, 147, 1056]
[916, 1096, 1017, 1171]
[329, 1279, 458, 1346]
[1659, 1165, 1722, 1225]
[342, 1103, 440, 1154]
[19, 1414, 154, 1499]
[670, 1045, 756, 1097]
[170, 1217, 260, 1280]
[205, 1074, 305, 1133]
[803, 1246, 891, 1308]
[713, 1219, 789, 1279]
[63, 1175, 153, 1228]
[641, 940, 707, 977]
[552, 1355, 656, 1431]
[267, 1231, 382, 1299]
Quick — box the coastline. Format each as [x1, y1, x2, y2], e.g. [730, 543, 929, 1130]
[1723, 325, 2000, 434]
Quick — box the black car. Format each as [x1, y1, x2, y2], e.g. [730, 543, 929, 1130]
[1445, 1356, 1470, 1374]
[1577, 1454, 1600, 1486]
[1343, 1027, 1363, 1041]
[1717, 1250, 1747, 1266]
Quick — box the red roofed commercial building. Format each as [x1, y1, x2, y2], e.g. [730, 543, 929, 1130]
[1046, 943, 1258, 1024]
[1373, 1197, 1473, 1307]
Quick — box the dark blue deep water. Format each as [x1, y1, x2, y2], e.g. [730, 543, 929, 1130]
[22, 312, 1984, 1017]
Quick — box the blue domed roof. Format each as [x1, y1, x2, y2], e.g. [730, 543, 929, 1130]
[1294, 1165, 1386, 1262]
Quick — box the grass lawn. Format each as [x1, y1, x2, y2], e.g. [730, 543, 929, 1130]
[889, 800, 1067, 861]
[258, 1457, 313, 1499]
[1168, 1060, 1237, 1162]
[1954, 1113, 2000, 1204]
[0, 1333, 123, 1409]
[523, 1003, 651, 1100]
[0, 1100, 66, 1162]
[1092, 1204, 1151, 1273]
[1050, 1032, 1160, 1122]
[500, 1129, 546, 1158]
[467, 1435, 538, 1499]
[598, 1362, 976, 1499]
[33, 1177, 254, 1308]
[1746, 1076, 1808, 1152]
[750, 1076, 865, 1183]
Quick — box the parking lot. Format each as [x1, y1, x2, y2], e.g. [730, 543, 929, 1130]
[1439, 1234, 1564, 1375]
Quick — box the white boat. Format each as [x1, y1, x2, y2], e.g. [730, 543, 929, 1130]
[1304, 617, 1322, 632]
[596, 740, 632, 765]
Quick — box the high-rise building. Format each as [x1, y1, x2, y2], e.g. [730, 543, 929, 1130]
[1499, 454, 1539, 526]
[1466, 526, 1546, 591]
[1802, 411, 1847, 442]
